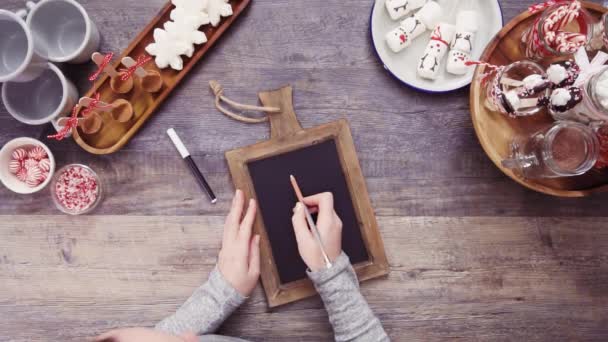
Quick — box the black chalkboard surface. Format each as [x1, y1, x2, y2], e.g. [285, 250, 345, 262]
[248, 139, 369, 284]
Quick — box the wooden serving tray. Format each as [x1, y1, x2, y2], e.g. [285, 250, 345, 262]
[73, 0, 251, 154]
[470, 1, 608, 197]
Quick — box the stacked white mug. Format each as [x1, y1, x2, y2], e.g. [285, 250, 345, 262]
[0, 0, 100, 128]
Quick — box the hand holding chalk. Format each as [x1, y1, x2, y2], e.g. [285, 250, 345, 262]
[291, 192, 343, 272]
[217, 189, 261, 296]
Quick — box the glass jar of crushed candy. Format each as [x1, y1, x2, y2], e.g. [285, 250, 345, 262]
[51, 164, 102, 215]
[521, 2, 593, 60]
[484, 60, 550, 117]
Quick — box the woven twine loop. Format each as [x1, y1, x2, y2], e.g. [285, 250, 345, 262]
[209, 81, 281, 123]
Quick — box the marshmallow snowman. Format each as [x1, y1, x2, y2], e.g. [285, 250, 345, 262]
[447, 10, 478, 75]
[385, 1, 441, 53]
[385, 0, 427, 21]
[417, 23, 456, 80]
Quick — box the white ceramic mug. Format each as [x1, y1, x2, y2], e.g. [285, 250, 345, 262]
[1, 62, 78, 125]
[26, 0, 100, 64]
[0, 10, 47, 82]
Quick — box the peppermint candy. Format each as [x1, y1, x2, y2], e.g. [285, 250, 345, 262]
[39, 158, 51, 172]
[24, 158, 39, 170]
[9, 160, 22, 174]
[11, 148, 27, 161]
[27, 165, 43, 182]
[16, 168, 28, 182]
[28, 146, 47, 161]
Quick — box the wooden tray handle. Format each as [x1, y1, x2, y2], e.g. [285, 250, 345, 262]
[258, 85, 303, 139]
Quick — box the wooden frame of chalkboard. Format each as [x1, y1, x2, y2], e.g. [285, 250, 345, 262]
[226, 86, 389, 307]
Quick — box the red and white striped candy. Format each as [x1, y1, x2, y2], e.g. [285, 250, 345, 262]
[28, 146, 47, 161]
[38, 158, 51, 172]
[23, 158, 38, 170]
[9, 160, 22, 174]
[27, 165, 43, 182]
[11, 148, 27, 161]
[555, 31, 587, 53]
[16, 168, 28, 182]
[26, 175, 41, 188]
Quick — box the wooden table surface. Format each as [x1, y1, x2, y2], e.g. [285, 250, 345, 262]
[1, 1, 607, 341]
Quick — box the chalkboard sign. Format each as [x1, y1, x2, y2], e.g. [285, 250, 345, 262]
[226, 86, 388, 307]
[248, 139, 369, 284]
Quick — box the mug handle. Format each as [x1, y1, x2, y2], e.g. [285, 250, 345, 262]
[15, 1, 38, 19]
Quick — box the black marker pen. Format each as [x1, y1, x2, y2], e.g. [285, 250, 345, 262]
[167, 128, 217, 204]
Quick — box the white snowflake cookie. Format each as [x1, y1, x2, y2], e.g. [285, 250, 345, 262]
[145, 28, 192, 70]
[206, 0, 233, 27]
[164, 18, 208, 58]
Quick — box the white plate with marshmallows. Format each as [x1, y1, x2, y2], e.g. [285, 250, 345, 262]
[370, 0, 503, 93]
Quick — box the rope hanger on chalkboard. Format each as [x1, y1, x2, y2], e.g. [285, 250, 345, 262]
[209, 80, 281, 123]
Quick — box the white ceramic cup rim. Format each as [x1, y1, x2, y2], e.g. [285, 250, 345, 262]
[0, 137, 55, 194]
[26, 0, 92, 63]
[1, 62, 69, 125]
[0, 10, 35, 83]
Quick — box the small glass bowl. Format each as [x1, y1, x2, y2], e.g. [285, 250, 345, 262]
[51, 164, 103, 215]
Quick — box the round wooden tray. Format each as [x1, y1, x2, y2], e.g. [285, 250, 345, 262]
[470, 1, 608, 197]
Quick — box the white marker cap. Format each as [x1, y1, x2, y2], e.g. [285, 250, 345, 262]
[167, 128, 190, 159]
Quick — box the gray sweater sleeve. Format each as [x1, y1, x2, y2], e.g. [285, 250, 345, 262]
[307, 252, 390, 342]
[155, 267, 246, 336]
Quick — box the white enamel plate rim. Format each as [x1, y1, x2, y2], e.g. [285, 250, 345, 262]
[370, 0, 504, 93]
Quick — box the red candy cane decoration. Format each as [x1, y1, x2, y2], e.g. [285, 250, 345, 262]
[119, 55, 152, 81]
[89, 52, 114, 81]
[522, 0, 585, 59]
[48, 105, 80, 141]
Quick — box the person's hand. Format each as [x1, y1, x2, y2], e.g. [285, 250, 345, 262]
[291, 192, 343, 272]
[218, 189, 260, 297]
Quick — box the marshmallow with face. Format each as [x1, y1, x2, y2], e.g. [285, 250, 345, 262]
[446, 50, 471, 75]
[385, 0, 428, 21]
[447, 10, 479, 75]
[385, 1, 442, 53]
[417, 23, 456, 80]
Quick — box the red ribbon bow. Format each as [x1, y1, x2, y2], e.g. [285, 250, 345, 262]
[89, 52, 114, 81]
[119, 55, 152, 81]
[47, 105, 80, 141]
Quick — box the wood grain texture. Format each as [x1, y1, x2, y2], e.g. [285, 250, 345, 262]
[0, 216, 607, 341]
[0, 0, 607, 341]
